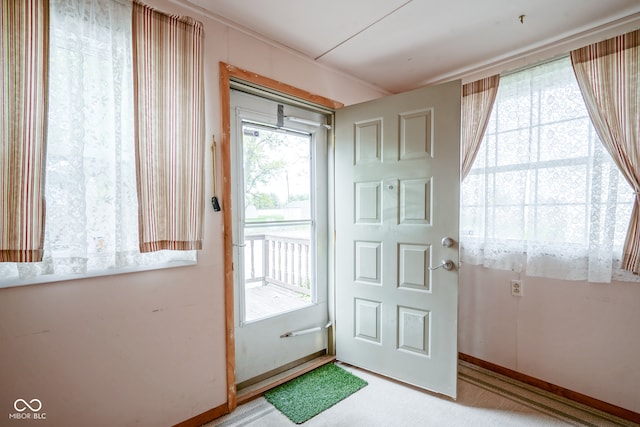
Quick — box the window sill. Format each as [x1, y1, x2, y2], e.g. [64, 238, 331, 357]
[0, 259, 197, 289]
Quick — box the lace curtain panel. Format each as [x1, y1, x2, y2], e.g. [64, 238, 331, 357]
[570, 29, 640, 275]
[0, 0, 196, 285]
[460, 57, 638, 283]
[0, 0, 49, 262]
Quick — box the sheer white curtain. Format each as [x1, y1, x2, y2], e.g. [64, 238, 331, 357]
[460, 57, 638, 283]
[0, 0, 195, 285]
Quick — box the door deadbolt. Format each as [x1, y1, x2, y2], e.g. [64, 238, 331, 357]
[441, 237, 454, 247]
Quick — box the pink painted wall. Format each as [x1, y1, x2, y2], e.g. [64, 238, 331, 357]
[459, 264, 640, 413]
[0, 1, 386, 426]
[4, 0, 639, 425]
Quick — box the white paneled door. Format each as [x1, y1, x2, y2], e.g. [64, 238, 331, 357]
[335, 80, 461, 398]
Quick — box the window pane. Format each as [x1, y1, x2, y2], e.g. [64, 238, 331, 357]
[241, 123, 315, 321]
[530, 205, 586, 244]
[494, 89, 531, 130]
[0, 0, 196, 287]
[460, 56, 636, 282]
[492, 171, 527, 205]
[495, 129, 532, 166]
[535, 165, 587, 204]
[243, 224, 313, 322]
[243, 125, 311, 220]
[460, 206, 484, 238]
[538, 119, 591, 161]
[489, 207, 525, 240]
[461, 174, 484, 206]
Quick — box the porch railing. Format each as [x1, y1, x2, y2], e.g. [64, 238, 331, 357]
[244, 234, 311, 295]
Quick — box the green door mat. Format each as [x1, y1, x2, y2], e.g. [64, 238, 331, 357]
[264, 363, 368, 424]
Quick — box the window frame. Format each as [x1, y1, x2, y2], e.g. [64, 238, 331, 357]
[460, 56, 636, 282]
[0, 0, 199, 289]
[230, 90, 330, 325]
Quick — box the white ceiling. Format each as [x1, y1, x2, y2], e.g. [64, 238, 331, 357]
[183, 0, 640, 93]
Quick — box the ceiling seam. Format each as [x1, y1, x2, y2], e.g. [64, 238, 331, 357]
[168, 0, 392, 95]
[314, 0, 413, 61]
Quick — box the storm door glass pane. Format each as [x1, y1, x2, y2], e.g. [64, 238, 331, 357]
[241, 123, 314, 322]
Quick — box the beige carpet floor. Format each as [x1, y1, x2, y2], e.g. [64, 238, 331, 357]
[205, 361, 637, 426]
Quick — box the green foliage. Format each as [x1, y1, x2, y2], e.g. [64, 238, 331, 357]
[287, 193, 309, 202]
[250, 192, 280, 209]
[243, 131, 286, 208]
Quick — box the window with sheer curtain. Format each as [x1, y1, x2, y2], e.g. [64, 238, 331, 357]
[460, 57, 638, 283]
[0, 0, 196, 287]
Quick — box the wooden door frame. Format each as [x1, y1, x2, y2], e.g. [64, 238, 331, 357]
[219, 62, 343, 412]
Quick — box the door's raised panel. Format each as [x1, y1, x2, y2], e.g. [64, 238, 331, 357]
[354, 181, 381, 224]
[397, 306, 431, 357]
[400, 178, 432, 225]
[398, 244, 431, 292]
[399, 109, 433, 160]
[354, 119, 382, 165]
[355, 298, 381, 344]
[354, 241, 381, 285]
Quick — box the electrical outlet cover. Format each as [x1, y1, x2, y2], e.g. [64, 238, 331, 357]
[511, 279, 523, 296]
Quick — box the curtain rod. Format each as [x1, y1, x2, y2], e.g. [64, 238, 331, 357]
[499, 54, 570, 78]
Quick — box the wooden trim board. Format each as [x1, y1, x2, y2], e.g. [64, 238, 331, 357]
[459, 353, 640, 424]
[219, 62, 237, 413]
[172, 403, 228, 427]
[237, 355, 336, 405]
[219, 62, 343, 413]
[221, 64, 344, 110]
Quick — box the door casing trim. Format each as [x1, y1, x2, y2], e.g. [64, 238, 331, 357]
[219, 62, 343, 412]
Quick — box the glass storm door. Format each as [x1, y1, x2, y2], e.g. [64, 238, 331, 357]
[231, 89, 329, 385]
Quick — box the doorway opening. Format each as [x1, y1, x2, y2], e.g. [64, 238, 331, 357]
[220, 63, 344, 410]
[229, 85, 334, 399]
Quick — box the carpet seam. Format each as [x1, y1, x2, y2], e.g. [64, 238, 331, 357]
[212, 400, 275, 426]
[459, 362, 635, 426]
[459, 372, 598, 426]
